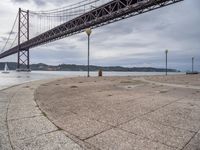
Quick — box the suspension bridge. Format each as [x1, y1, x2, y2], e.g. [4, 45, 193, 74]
[0, 0, 183, 71]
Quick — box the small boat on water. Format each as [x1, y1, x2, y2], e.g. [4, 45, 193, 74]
[2, 63, 10, 74]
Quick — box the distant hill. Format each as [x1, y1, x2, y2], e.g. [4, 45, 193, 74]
[0, 62, 178, 72]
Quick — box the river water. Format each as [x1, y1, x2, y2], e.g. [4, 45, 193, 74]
[0, 71, 182, 90]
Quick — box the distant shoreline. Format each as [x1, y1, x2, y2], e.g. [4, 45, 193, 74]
[0, 62, 179, 72]
[0, 70, 182, 72]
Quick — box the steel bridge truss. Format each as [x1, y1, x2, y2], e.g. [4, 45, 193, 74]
[0, 0, 183, 59]
[17, 8, 30, 71]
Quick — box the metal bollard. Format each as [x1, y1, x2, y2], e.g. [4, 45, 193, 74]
[98, 69, 103, 77]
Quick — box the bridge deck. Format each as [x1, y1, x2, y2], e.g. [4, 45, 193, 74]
[0, 0, 183, 59]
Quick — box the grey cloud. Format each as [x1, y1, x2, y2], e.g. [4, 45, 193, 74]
[11, 0, 28, 2]
[11, 0, 73, 6]
[94, 40, 155, 49]
[10, 0, 29, 4]
[0, 37, 7, 41]
[31, 47, 86, 65]
[32, 0, 46, 6]
[11, 0, 46, 6]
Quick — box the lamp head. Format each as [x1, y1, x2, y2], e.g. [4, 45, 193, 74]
[85, 28, 92, 36]
[165, 49, 168, 53]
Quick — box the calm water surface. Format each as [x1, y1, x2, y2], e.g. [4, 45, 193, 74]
[0, 71, 183, 90]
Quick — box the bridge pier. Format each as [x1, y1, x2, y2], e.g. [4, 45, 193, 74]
[16, 8, 31, 72]
[17, 48, 31, 72]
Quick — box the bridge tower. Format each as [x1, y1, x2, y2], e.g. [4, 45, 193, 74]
[17, 8, 30, 72]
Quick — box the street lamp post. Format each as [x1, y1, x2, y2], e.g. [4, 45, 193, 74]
[85, 28, 92, 77]
[192, 57, 194, 73]
[165, 50, 168, 76]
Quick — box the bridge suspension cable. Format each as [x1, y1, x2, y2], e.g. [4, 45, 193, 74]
[29, 0, 112, 39]
[1, 12, 19, 53]
[30, 0, 103, 14]
[10, 34, 18, 49]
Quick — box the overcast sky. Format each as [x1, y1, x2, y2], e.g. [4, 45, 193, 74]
[0, 0, 199, 71]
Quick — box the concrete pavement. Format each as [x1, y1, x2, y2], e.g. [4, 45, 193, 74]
[35, 76, 200, 150]
[0, 80, 83, 150]
[1, 75, 200, 150]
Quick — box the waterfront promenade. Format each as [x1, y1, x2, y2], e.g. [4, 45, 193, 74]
[0, 75, 200, 149]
